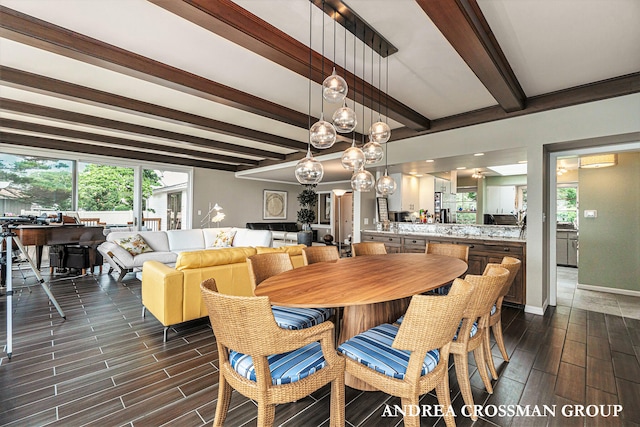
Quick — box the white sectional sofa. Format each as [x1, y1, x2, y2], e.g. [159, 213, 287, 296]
[97, 227, 272, 281]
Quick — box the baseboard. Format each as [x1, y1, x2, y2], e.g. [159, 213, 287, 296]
[577, 283, 640, 297]
[524, 304, 546, 316]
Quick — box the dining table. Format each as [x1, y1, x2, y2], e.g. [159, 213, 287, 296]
[255, 252, 468, 391]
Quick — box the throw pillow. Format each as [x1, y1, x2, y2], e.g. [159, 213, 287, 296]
[116, 234, 154, 256]
[212, 229, 237, 248]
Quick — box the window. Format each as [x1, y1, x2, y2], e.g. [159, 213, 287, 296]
[454, 191, 477, 224]
[557, 185, 578, 224]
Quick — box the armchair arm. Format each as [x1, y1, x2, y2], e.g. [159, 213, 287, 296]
[141, 260, 185, 327]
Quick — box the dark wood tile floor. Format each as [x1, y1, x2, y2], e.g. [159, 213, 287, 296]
[1, 270, 639, 426]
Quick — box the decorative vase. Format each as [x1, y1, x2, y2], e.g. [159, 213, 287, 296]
[297, 230, 313, 246]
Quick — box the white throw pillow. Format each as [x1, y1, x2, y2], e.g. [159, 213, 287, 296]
[116, 234, 154, 256]
[212, 229, 237, 247]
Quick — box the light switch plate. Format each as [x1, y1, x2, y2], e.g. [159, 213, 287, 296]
[584, 210, 597, 218]
[364, 218, 369, 225]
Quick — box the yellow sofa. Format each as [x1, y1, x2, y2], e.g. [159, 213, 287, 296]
[141, 244, 305, 341]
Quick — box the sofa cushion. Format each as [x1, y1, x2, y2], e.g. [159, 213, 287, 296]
[233, 228, 272, 247]
[107, 231, 170, 252]
[256, 245, 305, 257]
[166, 229, 205, 252]
[116, 234, 154, 256]
[176, 247, 257, 270]
[212, 229, 237, 247]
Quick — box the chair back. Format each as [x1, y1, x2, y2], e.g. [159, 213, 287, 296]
[462, 267, 510, 319]
[201, 278, 286, 357]
[352, 242, 387, 256]
[246, 252, 294, 290]
[426, 242, 469, 263]
[302, 246, 339, 265]
[485, 257, 521, 297]
[394, 278, 474, 354]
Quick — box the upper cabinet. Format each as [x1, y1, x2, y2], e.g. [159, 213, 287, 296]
[485, 186, 517, 214]
[388, 174, 420, 212]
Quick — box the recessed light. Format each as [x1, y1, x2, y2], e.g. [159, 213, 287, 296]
[415, 174, 423, 177]
[425, 159, 434, 163]
[409, 171, 417, 175]
[456, 167, 466, 170]
[474, 153, 485, 156]
[518, 160, 527, 164]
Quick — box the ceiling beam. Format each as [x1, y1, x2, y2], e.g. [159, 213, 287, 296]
[390, 72, 640, 138]
[0, 5, 308, 128]
[0, 98, 285, 160]
[148, 0, 431, 131]
[0, 66, 308, 152]
[0, 131, 238, 171]
[416, 0, 526, 112]
[0, 5, 358, 145]
[0, 118, 258, 166]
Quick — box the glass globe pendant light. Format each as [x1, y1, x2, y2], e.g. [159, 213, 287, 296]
[376, 138, 396, 195]
[309, 113, 337, 149]
[323, 67, 348, 103]
[369, 52, 392, 144]
[362, 140, 383, 164]
[295, 147, 324, 185]
[332, 101, 357, 133]
[341, 137, 365, 171]
[351, 167, 374, 192]
[368, 120, 391, 143]
[376, 172, 396, 195]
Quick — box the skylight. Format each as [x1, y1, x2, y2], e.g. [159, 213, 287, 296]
[487, 163, 528, 176]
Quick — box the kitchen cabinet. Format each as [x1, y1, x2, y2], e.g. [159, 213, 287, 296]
[360, 232, 402, 253]
[556, 230, 578, 267]
[485, 186, 516, 214]
[361, 231, 526, 306]
[387, 174, 420, 212]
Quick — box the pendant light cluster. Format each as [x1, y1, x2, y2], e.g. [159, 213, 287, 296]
[296, 1, 395, 196]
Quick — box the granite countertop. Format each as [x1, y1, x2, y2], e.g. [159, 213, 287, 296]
[362, 229, 526, 243]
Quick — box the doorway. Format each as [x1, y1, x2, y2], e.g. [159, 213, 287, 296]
[548, 140, 640, 314]
[334, 192, 353, 251]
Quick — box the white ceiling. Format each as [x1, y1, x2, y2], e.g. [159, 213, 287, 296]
[1, 0, 639, 183]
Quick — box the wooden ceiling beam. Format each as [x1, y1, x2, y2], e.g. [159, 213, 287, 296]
[0, 5, 310, 128]
[0, 131, 238, 171]
[149, 0, 431, 131]
[390, 72, 640, 138]
[0, 66, 308, 152]
[416, 0, 526, 112]
[0, 118, 258, 166]
[0, 99, 285, 160]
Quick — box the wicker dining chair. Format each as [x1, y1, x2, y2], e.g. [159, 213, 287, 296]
[200, 279, 345, 427]
[351, 242, 387, 256]
[337, 278, 475, 427]
[302, 245, 340, 265]
[426, 242, 469, 263]
[247, 252, 333, 330]
[450, 266, 510, 420]
[483, 257, 522, 379]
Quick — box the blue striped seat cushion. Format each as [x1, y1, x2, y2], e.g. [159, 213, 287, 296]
[271, 306, 333, 330]
[396, 315, 478, 341]
[490, 304, 497, 315]
[229, 342, 326, 385]
[337, 323, 440, 380]
[453, 320, 478, 341]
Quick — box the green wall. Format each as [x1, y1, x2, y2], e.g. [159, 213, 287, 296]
[578, 152, 640, 291]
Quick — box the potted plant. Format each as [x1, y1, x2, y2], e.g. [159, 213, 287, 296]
[296, 184, 317, 246]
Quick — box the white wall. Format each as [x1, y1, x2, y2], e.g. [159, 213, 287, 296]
[387, 93, 640, 314]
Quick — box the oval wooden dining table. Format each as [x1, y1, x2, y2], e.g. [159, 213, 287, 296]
[255, 252, 468, 391]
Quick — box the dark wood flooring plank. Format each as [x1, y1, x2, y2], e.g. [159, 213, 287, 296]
[555, 362, 585, 403]
[586, 356, 618, 395]
[615, 377, 640, 424]
[585, 386, 621, 427]
[611, 351, 640, 382]
[587, 335, 613, 361]
[566, 321, 587, 344]
[561, 339, 586, 367]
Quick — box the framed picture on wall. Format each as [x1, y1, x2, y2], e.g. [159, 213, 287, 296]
[263, 190, 287, 220]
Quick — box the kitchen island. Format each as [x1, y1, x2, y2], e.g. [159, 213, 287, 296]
[362, 223, 526, 306]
